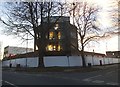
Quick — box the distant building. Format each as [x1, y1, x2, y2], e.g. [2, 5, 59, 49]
[106, 51, 120, 58]
[3, 46, 33, 59]
[38, 16, 78, 56]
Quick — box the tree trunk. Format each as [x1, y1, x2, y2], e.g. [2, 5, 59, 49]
[37, 39, 45, 67]
[81, 42, 86, 67]
[37, 2, 44, 67]
[81, 50, 86, 67]
[34, 34, 37, 51]
[38, 48, 44, 67]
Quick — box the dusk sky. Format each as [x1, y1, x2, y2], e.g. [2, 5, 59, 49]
[0, 0, 119, 56]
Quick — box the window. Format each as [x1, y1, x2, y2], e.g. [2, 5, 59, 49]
[49, 32, 54, 39]
[58, 45, 61, 51]
[49, 31, 61, 40]
[53, 45, 56, 51]
[46, 44, 62, 51]
[58, 32, 61, 39]
[54, 24, 59, 30]
[47, 44, 53, 51]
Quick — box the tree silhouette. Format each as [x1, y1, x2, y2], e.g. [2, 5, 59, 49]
[0, 1, 67, 67]
[69, 2, 102, 67]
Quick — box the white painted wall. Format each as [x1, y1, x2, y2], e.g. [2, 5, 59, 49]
[86, 55, 93, 65]
[86, 55, 104, 65]
[104, 58, 109, 64]
[2, 60, 10, 67]
[11, 59, 16, 67]
[16, 58, 26, 67]
[2, 56, 120, 67]
[113, 58, 119, 63]
[2, 57, 39, 67]
[69, 56, 82, 66]
[93, 57, 103, 65]
[44, 56, 68, 67]
[27, 57, 39, 67]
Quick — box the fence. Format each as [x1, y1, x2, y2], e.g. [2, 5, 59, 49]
[2, 56, 120, 67]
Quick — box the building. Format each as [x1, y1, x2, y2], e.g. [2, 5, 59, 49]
[38, 16, 78, 56]
[106, 51, 120, 58]
[3, 46, 34, 59]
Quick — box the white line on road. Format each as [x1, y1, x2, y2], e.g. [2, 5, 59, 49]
[82, 79, 91, 82]
[106, 82, 119, 85]
[83, 75, 102, 80]
[106, 71, 115, 75]
[3, 80, 18, 87]
[92, 80, 104, 84]
[82, 75, 102, 82]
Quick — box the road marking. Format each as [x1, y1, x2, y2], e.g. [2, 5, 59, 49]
[92, 80, 104, 84]
[106, 82, 119, 85]
[82, 75, 102, 82]
[3, 80, 18, 87]
[83, 75, 102, 80]
[82, 79, 91, 82]
[106, 71, 115, 75]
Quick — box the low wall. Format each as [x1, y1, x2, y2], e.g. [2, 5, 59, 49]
[44, 56, 68, 67]
[2, 57, 39, 67]
[2, 56, 120, 67]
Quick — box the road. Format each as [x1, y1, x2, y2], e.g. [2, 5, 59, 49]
[2, 64, 120, 86]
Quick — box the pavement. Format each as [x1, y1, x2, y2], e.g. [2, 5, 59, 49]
[2, 63, 120, 86]
[2, 63, 119, 73]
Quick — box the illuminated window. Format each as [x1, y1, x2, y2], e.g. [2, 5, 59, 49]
[58, 45, 61, 51]
[58, 32, 61, 39]
[49, 32, 54, 39]
[46, 44, 62, 51]
[53, 45, 56, 51]
[54, 24, 59, 30]
[47, 44, 53, 51]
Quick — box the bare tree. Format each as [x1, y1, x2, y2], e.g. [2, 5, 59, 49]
[104, 0, 119, 34]
[69, 2, 102, 67]
[0, 1, 67, 67]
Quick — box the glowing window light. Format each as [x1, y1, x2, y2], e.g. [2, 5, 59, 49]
[58, 45, 61, 51]
[47, 45, 53, 51]
[54, 24, 59, 30]
[53, 45, 56, 51]
[49, 32, 54, 39]
[58, 32, 61, 39]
